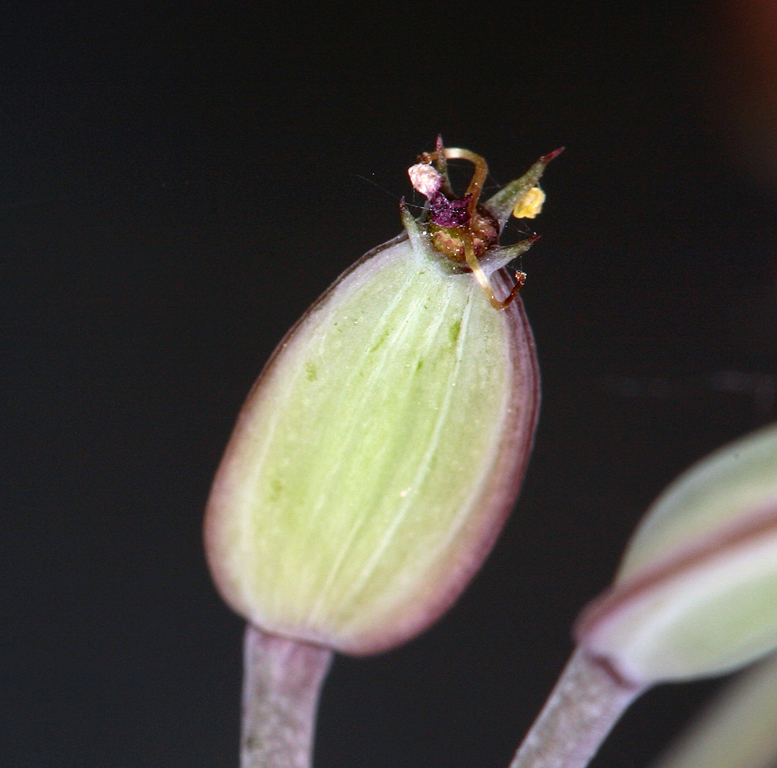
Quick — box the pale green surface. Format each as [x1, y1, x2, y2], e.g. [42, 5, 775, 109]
[587, 526, 777, 681]
[618, 423, 777, 582]
[208, 236, 532, 652]
[652, 651, 777, 768]
[580, 423, 777, 683]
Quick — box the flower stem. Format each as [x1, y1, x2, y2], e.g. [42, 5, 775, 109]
[241, 624, 333, 768]
[508, 646, 645, 768]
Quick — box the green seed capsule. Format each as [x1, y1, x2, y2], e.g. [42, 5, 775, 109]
[577, 423, 777, 684]
[205, 141, 556, 654]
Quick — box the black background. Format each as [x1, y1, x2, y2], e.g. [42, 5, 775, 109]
[4, 1, 777, 766]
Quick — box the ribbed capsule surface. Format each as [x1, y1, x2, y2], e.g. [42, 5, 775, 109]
[205, 229, 539, 654]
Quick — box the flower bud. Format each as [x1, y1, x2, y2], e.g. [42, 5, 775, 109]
[204, 142, 554, 654]
[577, 423, 777, 684]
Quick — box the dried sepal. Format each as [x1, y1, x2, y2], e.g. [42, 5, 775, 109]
[485, 147, 564, 228]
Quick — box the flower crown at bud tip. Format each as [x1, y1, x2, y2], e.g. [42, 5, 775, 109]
[404, 138, 561, 311]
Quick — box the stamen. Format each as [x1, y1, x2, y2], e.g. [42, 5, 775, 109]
[463, 231, 524, 310]
[442, 147, 489, 217]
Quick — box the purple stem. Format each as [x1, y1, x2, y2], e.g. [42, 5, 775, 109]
[508, 646, 646, 768]
[241, 625, 333, 768]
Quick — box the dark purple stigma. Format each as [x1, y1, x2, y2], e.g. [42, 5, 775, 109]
[429, 193, 472, 227]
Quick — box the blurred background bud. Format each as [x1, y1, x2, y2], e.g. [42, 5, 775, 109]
[577, 423, 777, 684]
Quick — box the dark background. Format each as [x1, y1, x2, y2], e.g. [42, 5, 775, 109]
[3, 1, 777, 766]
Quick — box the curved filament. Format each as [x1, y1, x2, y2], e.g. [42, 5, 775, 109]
[442, 147, 489, 217]
[462, 232, 524, 311]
